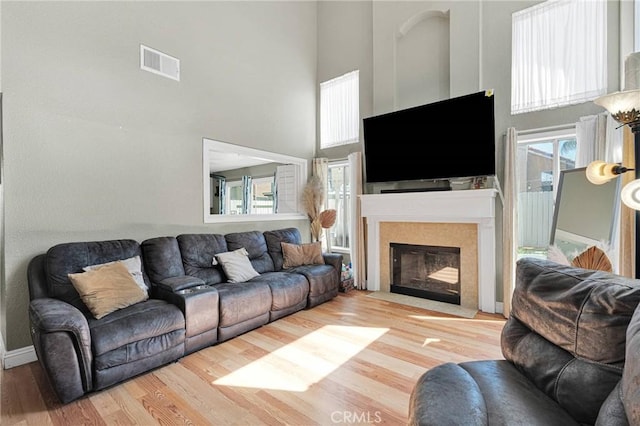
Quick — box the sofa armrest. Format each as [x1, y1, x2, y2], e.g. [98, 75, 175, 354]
[409, 362, 488, 426]
[28, 298, 92, 403]
[322, 252, 343, 281]
[153, 280, 220, 353]
[156, 276, 206, 293]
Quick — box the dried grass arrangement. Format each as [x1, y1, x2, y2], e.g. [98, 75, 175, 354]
[548, 243, 613, 273]
[302, 176, 336, 242]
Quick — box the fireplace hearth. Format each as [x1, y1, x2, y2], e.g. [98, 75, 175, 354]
[390, 243, 461, 305]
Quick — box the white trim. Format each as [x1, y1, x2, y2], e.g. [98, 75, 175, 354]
[495, 302, 504, 315]
[3, 345, 37, 369]
[202, 138, 308, 224]
[360, 189, 498, 313]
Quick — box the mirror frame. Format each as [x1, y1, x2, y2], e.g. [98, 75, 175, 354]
[203, 138, 308, 223]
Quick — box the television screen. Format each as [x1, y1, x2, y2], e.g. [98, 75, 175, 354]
[362, 90, 496, 184]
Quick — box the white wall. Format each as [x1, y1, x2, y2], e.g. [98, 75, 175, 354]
[1, 1, 317, 350]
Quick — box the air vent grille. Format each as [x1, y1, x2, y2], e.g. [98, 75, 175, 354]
[140, 45, 180, 81]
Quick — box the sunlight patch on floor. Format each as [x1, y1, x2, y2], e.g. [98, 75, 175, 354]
[213, 325, 388, 391]
[422, 337, 441, 347]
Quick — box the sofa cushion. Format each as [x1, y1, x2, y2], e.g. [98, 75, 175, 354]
[89, 298, 185, 367]
[215, 281, 272, 328]
[409, 360, 581, 426]
[255, 271, 309, 313]
[69, 262, 149, 319]
[281, 242, 324, 269]
[225, 231, 275, 274]
[177, 234, 227, 285]
[83, 255, 148, 294]
[141, 236, 186, 284]
[214, 248, 260, 283]
[45, 239, 147, 312]
[264, 228, 302, 271]
[288, 263, 338, 307]
[512, 258, 640, 363]
[623, 298, 640, 425]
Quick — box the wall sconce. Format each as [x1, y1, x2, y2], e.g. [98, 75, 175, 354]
[585, 161, 633, 185]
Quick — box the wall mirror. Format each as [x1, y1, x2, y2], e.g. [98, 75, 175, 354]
[550, 167, 620, 264]
[203, 138, 308, 223]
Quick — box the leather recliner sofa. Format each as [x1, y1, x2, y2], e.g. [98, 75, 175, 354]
[408, 257, 640, 425]
[27, 227, 342, 404]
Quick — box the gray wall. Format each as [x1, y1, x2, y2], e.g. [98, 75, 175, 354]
[0, 0, 629, 352]
[1, 1, 316, 350]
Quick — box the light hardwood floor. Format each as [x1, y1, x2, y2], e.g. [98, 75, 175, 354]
[1, 290, 506, 425]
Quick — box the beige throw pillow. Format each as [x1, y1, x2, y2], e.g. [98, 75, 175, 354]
[83, 255, 148, 295]
[281, 242, 324, 269]
[213, 248, 260, 283]
[68, 261, 148, 319]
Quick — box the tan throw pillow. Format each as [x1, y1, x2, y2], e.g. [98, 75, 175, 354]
[281, 242, 324, 269]
[213, 248, 260, 283]
[68, 261, 148, 319]
[83, 255, 148, 295]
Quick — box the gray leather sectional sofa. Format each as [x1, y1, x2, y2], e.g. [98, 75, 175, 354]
[27, 227, 342, 404]
[409, 257, 640, 425]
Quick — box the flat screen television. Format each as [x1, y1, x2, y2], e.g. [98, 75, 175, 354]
[362, 90, 496, 184]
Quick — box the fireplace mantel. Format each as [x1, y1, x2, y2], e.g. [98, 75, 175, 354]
[360, 188, 498, 313]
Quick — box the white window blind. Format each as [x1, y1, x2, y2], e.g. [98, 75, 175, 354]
[511, 0, 607, 114]
[320, 70, 360, 148]
[275, 164, 299, 214]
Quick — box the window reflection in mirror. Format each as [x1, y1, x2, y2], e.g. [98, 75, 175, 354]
[203, 138, 308, 223]
[550, 167, 620, 267]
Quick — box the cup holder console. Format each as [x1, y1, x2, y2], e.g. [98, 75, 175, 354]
[176, 284, 212, 295]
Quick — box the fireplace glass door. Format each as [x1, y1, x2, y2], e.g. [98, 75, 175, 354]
[390, 243, 461, 305]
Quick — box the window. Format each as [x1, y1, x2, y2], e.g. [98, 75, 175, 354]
[516, 127, 577, 257]
[326, 160, 350, 252]
[511, 0, 607, 114]
[250, 177, 274, 214]
[225, 176, 275, 215]
[320, 70, 360, 148]
[225, 180, 244, 215]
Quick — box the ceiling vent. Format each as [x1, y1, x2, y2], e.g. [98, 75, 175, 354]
[140, 44, 180, 81]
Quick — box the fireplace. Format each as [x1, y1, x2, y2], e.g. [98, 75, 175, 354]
[390, 243, 461, 305]
[360, 189, 498, 313]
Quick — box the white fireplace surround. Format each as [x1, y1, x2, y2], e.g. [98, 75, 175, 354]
[360, 188, 498, 313]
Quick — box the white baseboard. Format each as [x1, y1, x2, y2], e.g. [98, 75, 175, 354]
[3, 345, 37, 369]
[495, 302, 504, 314]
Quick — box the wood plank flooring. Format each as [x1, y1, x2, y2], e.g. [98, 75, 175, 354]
[1, 291, 506, 425]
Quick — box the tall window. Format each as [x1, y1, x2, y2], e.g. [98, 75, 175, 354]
[326, 160, 350, 252]
[511, 0, 607, 114]
[320, 70, 360, 148]
[516, 127, 577, 257]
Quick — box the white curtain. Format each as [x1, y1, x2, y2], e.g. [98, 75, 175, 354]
[348, 152, 366, 290]
[575, 113, 618, 168]
[320, 70, 359, 148]
[511, 0, 606, 114]
[502, 128, 518, 318]
[312, 158, 329, 249]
